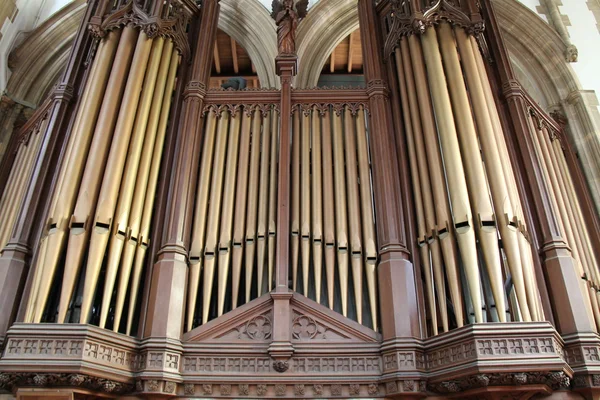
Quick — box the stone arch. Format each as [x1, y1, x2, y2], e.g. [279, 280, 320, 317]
[295, 0, 358, 88]
[493, 0, 600, 211]
[218, 0, 278, 88]
[5, 0, 85, 106]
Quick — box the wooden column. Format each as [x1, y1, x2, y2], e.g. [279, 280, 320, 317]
[143, 0, 219, 339]
[268, 55, 297, 364]
[358, 0, 421, 339]
[481, 0, 593, 334]
[0, 0, 100, 343]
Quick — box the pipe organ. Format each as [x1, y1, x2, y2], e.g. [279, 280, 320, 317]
[2, 0, 600, 397]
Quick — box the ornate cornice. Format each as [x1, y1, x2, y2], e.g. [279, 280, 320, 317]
[383, 0, 484, 60]
[90, 0, 193, 60]
[428, 371, 570, 394]
[0, 372, 134, 395]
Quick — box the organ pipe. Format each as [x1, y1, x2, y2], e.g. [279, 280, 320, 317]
[188, 110, 218, 330]
[344, 106, 364, 325]
[420, 29, 484, 323]
[245, 107, 263, 302]
[217, 110, 241, 317]
[202, 110, 230, 324]
[407, 35, 464, 327]
[394, 45, 438, 335]
[300, 110, 311, 297]
[268, 111, 279, 291]
[126, 51, 180, 335]
[321, 109, 336, 310]
[291, 110, 301, 292]
[257, 110, 272, 297]
[112, 40, 175, 331]
[332, 109, 349, 317]
[27, 29, 122, 323]
[76, 30, 153, 324]
[311, 106, 324, 304]
[99, 36, 165, 329]
[231, 110, 253, 309]
[437, 23, 506, 323]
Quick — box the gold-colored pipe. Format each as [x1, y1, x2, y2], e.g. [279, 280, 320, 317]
[394, 46, 438, 334]
[216, 111, 241, 317]
[45, 27, 135, 324]
[407, 35, 464, 327]
[356, 107, 378, 331]
[457, 28, 530, 322]
[291, 110, 301, 292]
[332, 109, 349, 317]
[231, 110, 253, 309]
[126, 52, 180, 334]
[187, 108, 218, 328]
[256, 110, 272, 297]
[0, 127, 44, 249]
[78, 31, 153, 325]
[202, 110, 230, 324]
[344, 106, 363, 325]
[420, 28, 483, 323]
[245, 107, 263, 303]
[321, 108, 336, 310]
[268, 111, 279, 292]
[300, 109, 311, 297]
[312, 106, 324, 304]
[99, 36, 164, 329]
[438, 23, 506, 322]
[0, 145, 27, 249]
[112, 40, 174, 332]
[469, 35, 540, 321]
[25, 30, 121, 323]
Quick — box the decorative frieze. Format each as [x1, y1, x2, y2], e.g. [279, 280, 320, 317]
[0, 372, 134, 394]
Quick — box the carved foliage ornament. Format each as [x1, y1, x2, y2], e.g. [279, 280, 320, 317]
[202, 103, 279, 118]
[383, 0, 484, 60]
[292, 102, 370, 117]
[90, 0, 192, 60]
[0, 373, 133, 394]
[428, 371, 571, 394]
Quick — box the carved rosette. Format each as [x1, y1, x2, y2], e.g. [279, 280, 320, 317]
[383, 0, 485, 60]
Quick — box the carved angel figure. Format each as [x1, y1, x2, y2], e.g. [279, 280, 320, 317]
[271, 0, 308, 55]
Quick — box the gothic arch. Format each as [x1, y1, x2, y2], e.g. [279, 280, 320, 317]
[5, 0, 85, 106]
[295, 0, 358, 88]
[218, 0, 278, 88]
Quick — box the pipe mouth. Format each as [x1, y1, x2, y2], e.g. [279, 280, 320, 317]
[233, 242, 242, 248]
[326, 242, 335, 248]
[313, 238, 322, 244]
[189, 255, 201, 263]
[437, 226, 449, 238]
[94, 221, 110, 234]
[455, 221, 470, 234]
[269, 231, 276, 237]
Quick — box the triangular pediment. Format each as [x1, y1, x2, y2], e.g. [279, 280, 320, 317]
[183, 293, 273, 342]
[290, 293, 381, 343]
[182, 291, 381, 344]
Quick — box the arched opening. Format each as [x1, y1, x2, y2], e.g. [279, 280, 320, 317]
[317, 28, 364, 88]
[210, 29, 260, 88]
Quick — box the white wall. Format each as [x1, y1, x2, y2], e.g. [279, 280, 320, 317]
[0, 0, 71, 99]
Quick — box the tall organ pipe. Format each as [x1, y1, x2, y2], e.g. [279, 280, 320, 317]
[438, 23, 506, 322]
[394, 45, 438, 335]
[257, 110, 272, 297]
[407, 35, 464, 327]
[332, 110, 349, 317]
[112, 40, 175, 332]
[40, 28, 134, 324]
[0, 145, 26, 249]
[231, 111, 253, 309]
[300, 110, 311, 296]
[187, 110, 218, 330]
[321, 109, 336, 310]
[291, 111, 301, 292]
[245, 108, 263, 302]
[27, 30, 121, 323]
[202, 110, 230, 324]
[356, 107, 378, 331]
[268, 111, 279, 291]
[99, 36, 165, 328]
[76, 30, 153, 324]
[344, 106, 364, 325]
[312, 106, 324, 304]
[126, 51, 180, 335]
[420, 29, 483, 323]
[217, 111, 241, 317]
